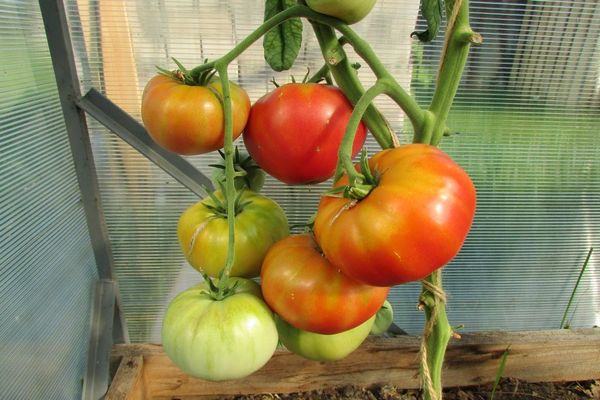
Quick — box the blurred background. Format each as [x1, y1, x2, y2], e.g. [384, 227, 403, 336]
[1, 0, 599, 397]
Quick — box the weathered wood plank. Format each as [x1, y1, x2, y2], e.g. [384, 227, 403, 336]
[105, 355, 146, 400]
[111, 329, 600, 399]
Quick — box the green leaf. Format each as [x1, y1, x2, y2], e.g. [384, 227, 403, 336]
[263, 0, 303, 72]
[412, 0, 443, 42]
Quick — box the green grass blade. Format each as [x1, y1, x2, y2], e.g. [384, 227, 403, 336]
[490, 347, 510, 400]
[560, 247, 594, 329]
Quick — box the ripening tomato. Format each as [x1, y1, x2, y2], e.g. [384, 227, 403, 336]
[314, 144, 476, 286]
[260, 234, 389, 334]
[162, 278, 278, 381]
[243, 83, 367, 185]
[306, 0, 377, 25]
[178, 190, 289, 278]
[141, 74, 250, 155]
[276, 314, 375, 362]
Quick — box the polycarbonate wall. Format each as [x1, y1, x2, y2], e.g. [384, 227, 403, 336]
[0, 1, 98, 398]
[64, 0, 600, 342]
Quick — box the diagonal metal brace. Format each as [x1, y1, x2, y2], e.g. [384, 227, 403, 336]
[77, 88, 213, 196]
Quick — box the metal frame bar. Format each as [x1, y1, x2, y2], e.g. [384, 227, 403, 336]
[82, 279, 117, 400]
[39, 0, 214, 397]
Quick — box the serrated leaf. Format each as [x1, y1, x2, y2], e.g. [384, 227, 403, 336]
[412, 0, 444, 42]
[263, 0, 303, 72]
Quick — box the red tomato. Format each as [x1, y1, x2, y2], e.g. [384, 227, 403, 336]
[260, 234, 389, 334]
[243, 83, 367, 185]
[141, 74, 250, 155]
[314, 144, 476, 286]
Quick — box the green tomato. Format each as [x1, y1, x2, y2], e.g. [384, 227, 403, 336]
[275, 314, 375, 362]
[371, 300, 394, 335]
[178, 190, 289, 278]
[162, 278, 278, 381]
[306, 0, 377, 25]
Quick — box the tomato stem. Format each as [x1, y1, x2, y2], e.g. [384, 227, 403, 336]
[213, 64, 237, 299]
[427, 0, 479, 146]
[420, 270, 452, 400]
[418, 2, 478, 399]
[309, 21, 395, 149]
[335, 79, 387, 193]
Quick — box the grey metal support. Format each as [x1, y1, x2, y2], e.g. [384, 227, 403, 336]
[78, 89, 213, 196]
[39, 0, 128, 341]
[83, 280, 117, 400]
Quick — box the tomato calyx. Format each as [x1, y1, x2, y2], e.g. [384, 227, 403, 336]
[156, 57, 218, 86]
[210, 147, 265, 193]
[202, 188, 252, 218]
[326, 150, 378, 200]
[201, 276, 242, 301]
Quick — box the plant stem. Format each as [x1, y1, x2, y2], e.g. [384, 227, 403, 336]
[187, 4, 427, 148]
[560, 247, 594, 329]
[416, 2, 479, 399]
[420, 271, 452, 400]
[336, 79, 389, 183]
[428, 0, 481, 146]
[214, 64, 237, 297]
[309, 21, 395, 149]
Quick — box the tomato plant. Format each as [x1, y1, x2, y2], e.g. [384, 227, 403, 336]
[305, 0, 377, 25]
[275, 314, 375, 362]
[243, 83, 367, 185]
[261, 234, 389, 334]
[141, 74, 250, 155]
[314, 144, 476, 287]
[178, 190, 288, 278]
[162, 278, 278, 381]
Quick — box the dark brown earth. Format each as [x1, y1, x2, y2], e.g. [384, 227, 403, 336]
[229, 378, 600, 400]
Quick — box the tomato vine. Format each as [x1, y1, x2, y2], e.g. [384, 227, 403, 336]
[157, 1, 480, 398]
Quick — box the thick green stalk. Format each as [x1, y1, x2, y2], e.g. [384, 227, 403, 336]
[420, 271, 452, 400]
[214, 64, 237, 297]
[417, 2, 479, 398]
[309, 22, 395, 149]
[428, 0, 481, 146]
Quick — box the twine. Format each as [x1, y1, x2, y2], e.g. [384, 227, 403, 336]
[419, 278, 448, 400]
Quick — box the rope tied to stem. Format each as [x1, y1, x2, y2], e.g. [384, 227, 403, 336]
[418, 277, 448, 400]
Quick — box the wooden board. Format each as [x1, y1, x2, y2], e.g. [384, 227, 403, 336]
[108, 328, 600, 399]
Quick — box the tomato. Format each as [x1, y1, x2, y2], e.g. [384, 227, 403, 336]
[276, 314, 374, 362]
[243, 83, 367, 185]
[260, 234, 389, 334]
[178, 190, 288, 278]
[370, 300, 393, 335]
[314, 144, 476, 286]
[306, 0, 377, 25]
[141, 74, 250, 155]
[162, 278, 278, 380]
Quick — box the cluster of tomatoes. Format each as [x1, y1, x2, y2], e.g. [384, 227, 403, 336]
[139, 0, 476, 382]
[141, 72, 476, 381]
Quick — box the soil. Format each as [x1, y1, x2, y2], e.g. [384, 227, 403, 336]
[229, 378, 600, 400]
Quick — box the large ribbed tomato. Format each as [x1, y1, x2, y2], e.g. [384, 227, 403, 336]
[178, 190, 289, 279]
[141, 74, 250, 155]
[162, 278, 278, 381]
[243, 83, 367, 185]
[260, 234, 389, 334]
[314, 144, 476, 287]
